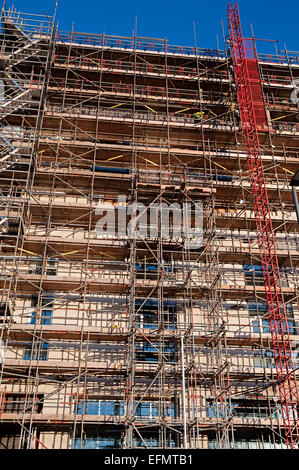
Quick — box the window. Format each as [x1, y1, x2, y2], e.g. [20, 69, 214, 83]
[30, 310, 52, 325]
[76, 401, 99, 415]
[23, 342, 49, 361]
[46, 258, 58, 276]
[1, 394, 44, 414]
[253, 348, 275, 369]
[283, 305, 296, 335]
[74, 400, 175, 420]
[248, 301, 296, 335]
[136, 342, 176, 363]
[254, 347, 296, 370]
[208, 438, 288, 449]
[135, 402, 175, 420]
[228, 400, 281, 419]
[135, 299, 177, 330]
[136, 402, 157, 418]
[34, 258, 58, 276]
[73, 432, 122, 449]
[30, 295, 54, 325]
[74, 400, 124, 416]
[72, 431, 175, 449]
[206, 401, 228, 418]
[133, 434, 176, 448]
[244, 264, 290, 289]
[34, 260, 43, 275]
[248, 302, 270, 334]
[244, 264, 264, 286]
[101, 401, 124, 416]
[136, 263, 159, 280]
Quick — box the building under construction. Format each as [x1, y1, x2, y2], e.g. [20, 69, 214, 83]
[0, 2, 298, 449]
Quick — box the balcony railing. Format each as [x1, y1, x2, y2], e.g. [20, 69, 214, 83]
[272, 121, 299, 134]
[46, 103, 235, 129]
[55, 32, 226, 58]
[46, 77, 231, 105]
[258, 51, 299, 65]
[53, 54, 229, 81]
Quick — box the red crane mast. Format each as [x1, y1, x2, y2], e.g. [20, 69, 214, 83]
[227, 2, 299, 448]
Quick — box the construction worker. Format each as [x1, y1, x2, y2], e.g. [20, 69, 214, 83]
[194, 111, 204, 124]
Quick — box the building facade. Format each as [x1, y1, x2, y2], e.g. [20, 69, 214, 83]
[0, 5, 298, 449]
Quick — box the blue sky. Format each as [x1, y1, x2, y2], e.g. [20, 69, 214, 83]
[7, 0, 298, 53]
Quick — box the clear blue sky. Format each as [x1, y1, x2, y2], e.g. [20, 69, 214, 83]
[7, 0, 299, 53]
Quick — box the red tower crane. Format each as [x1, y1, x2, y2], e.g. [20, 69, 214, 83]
[227, 2, 299, 448]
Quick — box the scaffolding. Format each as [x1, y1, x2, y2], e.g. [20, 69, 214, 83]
[0, 3, 298, 449]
